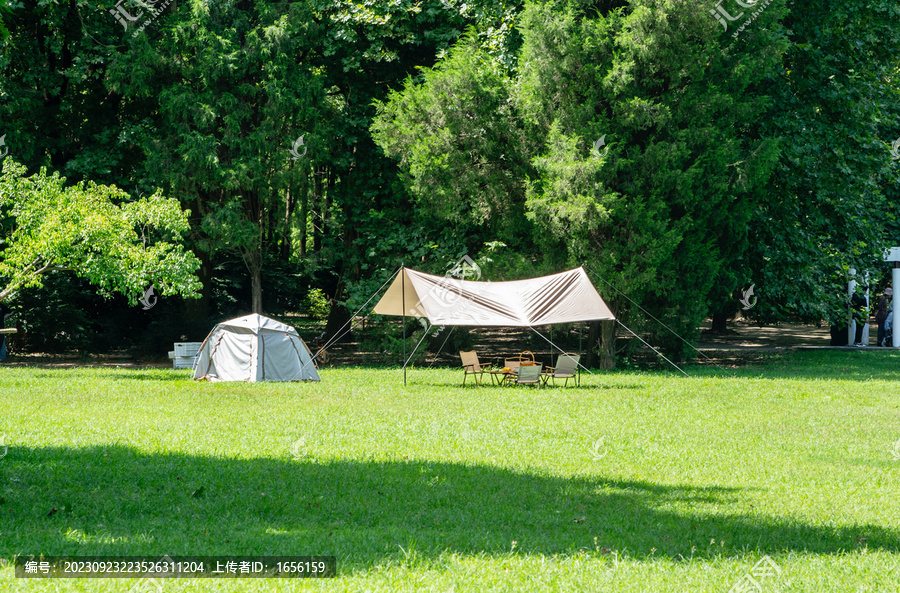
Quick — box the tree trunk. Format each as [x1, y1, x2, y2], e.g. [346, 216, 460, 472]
[312, 169, 323, 253]
[266, 190, 275, 245]
[280, 186, 294, 261]
[710, 307, 729, 333]
[584, 317, 618, 370]
[584, 320, 600, 368]
[243, 247, 263, 314]
[298, 179, 307, 258]
[323, 168, 333, 243]
[250, 267, 263, 314]
[184, 249, 212, 324]
[599, 319, 616, 370]
[324, 275, 352, 343]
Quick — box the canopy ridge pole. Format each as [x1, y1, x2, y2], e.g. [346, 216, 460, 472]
[402, 320, 432, 370]
[428, 326, 456, 368]
[312, 265, 402, 362]
[582, 263, 733, 376]
[528, 326, 595, 376]
[615, 319, 689, 378]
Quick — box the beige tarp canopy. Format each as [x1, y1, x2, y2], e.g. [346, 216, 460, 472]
[372, 267, 615, 326]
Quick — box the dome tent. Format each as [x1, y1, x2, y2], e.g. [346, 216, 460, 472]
[192, 314, 320, 382]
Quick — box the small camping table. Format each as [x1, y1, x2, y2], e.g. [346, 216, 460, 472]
[489, 368, 516, 386]
[489, 364, 548, 386]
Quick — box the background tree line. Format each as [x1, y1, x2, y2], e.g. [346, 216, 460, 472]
[0, 0, 898, 366]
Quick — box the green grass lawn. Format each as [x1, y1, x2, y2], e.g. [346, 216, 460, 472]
[1, 351, 899, 592]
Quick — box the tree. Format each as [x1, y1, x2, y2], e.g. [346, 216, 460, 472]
[2, 0, 527, 337]
[106, 0, 517, 321]
[744, 0, 900, 325]
[374, 0, 785, 367]
[282, 0, 524, 337]
[0, 0, 134, 186]
[0, 2, 10, 39]
[372, 33, 538, 246]
[106, 0, 332, 314]
[0, 160, 201, 303]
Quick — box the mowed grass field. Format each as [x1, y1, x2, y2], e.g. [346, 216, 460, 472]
[1, 351, 899, 592]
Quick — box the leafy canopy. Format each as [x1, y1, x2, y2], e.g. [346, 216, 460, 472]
[0, 160, 202, 303]
[374, 0, 786, 360]
[747, 0, 900, 323]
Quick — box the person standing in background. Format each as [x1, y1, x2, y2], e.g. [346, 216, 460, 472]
[876, 287, 892, 347]
[884, 291, 894, 349]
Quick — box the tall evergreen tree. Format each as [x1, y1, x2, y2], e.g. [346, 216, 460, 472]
[375, 0, 785, 366]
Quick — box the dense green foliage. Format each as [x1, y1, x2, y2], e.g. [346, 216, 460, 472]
[2, 352, 900, 590]
[0, 160, 201, 303]
[747, 0, 900, 323]
[0, 0, 898, 360]
[107, 0, 329, 314]
[374, 1, 788, 363]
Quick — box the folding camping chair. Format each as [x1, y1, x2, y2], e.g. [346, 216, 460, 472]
[545, 353, 581, 387]
[504, 359, 521, 370]
[494, 351, 537, 386]
[460, 351, 491, 386]
[514, 363, 543, 388]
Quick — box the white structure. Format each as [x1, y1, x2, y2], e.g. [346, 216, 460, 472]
[886, 248, 900, 348]
[373, 266, 615, 384]
[168, 342, 202, 369]
[192, 314, 320, 382]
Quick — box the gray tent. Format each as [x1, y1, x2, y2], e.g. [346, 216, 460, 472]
[192, 314, 320, 382]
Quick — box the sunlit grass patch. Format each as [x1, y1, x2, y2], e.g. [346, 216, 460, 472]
[1, 350, 899, 591]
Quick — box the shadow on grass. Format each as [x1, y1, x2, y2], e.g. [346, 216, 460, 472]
[1, 446, 895, 570]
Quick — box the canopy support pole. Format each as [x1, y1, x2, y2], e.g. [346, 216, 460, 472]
[549, 325, 553, 369]
[403, 320, 432, 371]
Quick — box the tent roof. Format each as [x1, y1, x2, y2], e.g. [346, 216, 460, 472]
[215, 313, 299, 335]
[372, 267, 614, 326]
